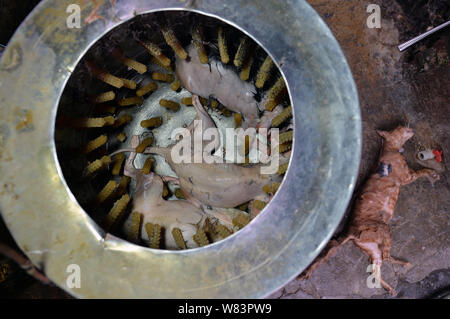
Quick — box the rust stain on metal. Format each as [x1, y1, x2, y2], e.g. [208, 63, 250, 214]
[84, 0, 108, 25]
[0, 43, 22, 71]
[15, 109, 33, 131]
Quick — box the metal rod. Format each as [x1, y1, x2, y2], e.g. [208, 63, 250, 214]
[398, 20, 450, 52]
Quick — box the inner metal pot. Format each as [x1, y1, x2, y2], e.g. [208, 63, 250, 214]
[0, 0, 361, 298]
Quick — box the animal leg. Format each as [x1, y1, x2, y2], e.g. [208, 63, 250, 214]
[192, 95, 210, 121]
[185, 120, 196, 134]
[182, 190, 203, 209]
[0, 242, 50, 285]
[355, 240, 397, 296]
[192, 94, 221, 153]
[257, 104, 284, 130]
[298, 236, 354, 280]
[369, 258, 396, 296]
[403, 168, 439, 185]
[382, 246, 412, 269]
[124, 135, 140, 178]
[372, 260, 397, 296]
[387, 256, 412, 268]
[161, 176, 180, 185]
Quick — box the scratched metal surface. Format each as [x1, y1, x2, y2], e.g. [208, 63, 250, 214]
[0, 0, 361, 298]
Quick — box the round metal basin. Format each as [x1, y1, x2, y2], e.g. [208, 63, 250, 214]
[0, 0, 361, 298]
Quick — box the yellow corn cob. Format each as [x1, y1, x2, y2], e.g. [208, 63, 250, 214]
[151, 224, 162, 248]
[222, 107, 232, 117]
[199, 97, 208, 106]
[127, 212, 143, 242]
[279, 130, 293, 144]
[139, 41, 171, 68]
[92, 91, 115, 103]
[218, 27, 230, 64]
[202, 218, 215, 239]
[174, 188, 185, 199]
[116, 132, 127, 143]
[72, 116, 115, 128]
[170, 79, 181, 91]
[236, 202, 249, 212]
[86, 61, 123, 88]
[192, 25, 208, 64]
[121, 78, 137, 90]
[95, 180, 117, 205]
[136, 82, 158, 97]
[240, 56, 253, 81]
[15, 110, 32, 130]
[271, 106, 292, 127]
[140, 41, 162, 56]
[255, 56, 274, 89]
[145, 223, 161, 249]
[232, 213, 251, 229]
[142, 157, 154, 175]
[112, 48, 147, 74]
[234, 113, 242, 128]
[150, 56, 172, 72]
[210, 99, 219, 109]
[244, 135, 250, 156]
[111, 153, 125, 175]
[140, 116, 162, 129]
[216, 224, 232, 238]
[172, 228, 187, 249]
[136, 137, 153, 153]
[124, 58, 147, 74]
[193, 229, 209, 247]
[85, 155, 111, 175]
[278, 142, 292, 153]
[252, 199, 267, 210]
[162, 184, 169, 197]
[159, 99, 180, 112]
[181, 97, 193, 106]
[117, 96, 144, 107]
[97, 72, 123, 89]
[267, 77, 287, 100]
[104, 194, 130, 230]
[234, 37, 249, 68]
[277, 162, 289, 175]
[83, 135, 107, 154]
[145, 223, 154, 243]
[152, 72, 174, 83]
[262, 182, 281, 194]
[113, 114, 132, 128]
[265, 77, 287, 111]
[114, 176, 130, 197]
[162, 27, 188, 60]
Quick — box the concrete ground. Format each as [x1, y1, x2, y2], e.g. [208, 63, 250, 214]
[268, 0, 450, 299]
[0, 0, 448, 299]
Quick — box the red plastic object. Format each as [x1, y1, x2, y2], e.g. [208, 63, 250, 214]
[433, 149, 443, 163]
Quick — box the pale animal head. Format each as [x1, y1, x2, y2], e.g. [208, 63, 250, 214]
[377, 126, 414, 150]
